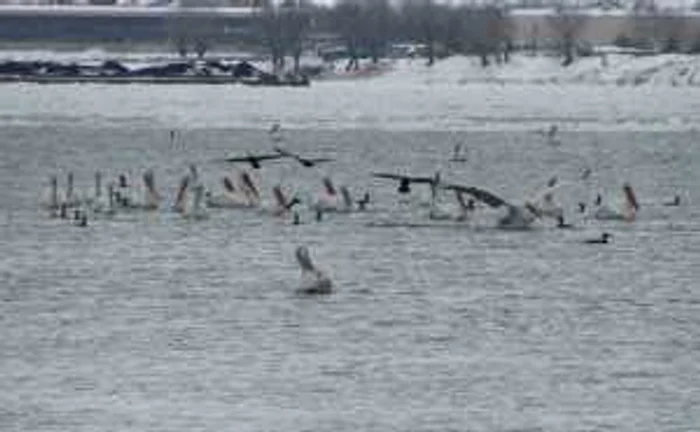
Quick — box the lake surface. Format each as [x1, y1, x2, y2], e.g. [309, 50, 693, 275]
[0, 74, 699, 431]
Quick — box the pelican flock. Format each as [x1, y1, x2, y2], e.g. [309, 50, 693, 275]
[40, 124, 677, 292]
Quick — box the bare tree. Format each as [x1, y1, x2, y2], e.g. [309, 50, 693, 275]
[547, 3, 588, 66]
[363, 0, 393, 63]
[334, 0, 365, 71]
[656, 10, 687, 53]
[256, 1, 286, 74]
[167, 8, 191, 58]
[280, 0, 314, 74]
[401, 0, 439, 66]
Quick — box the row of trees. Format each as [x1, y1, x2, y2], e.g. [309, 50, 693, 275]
[255, 0, 519, 73]
[169, 0, 700, 71]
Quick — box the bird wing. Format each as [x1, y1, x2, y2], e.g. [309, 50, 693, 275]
[307, 157, 334, 163]
[372, 173, 435, 183]
[223, 153, 284, 163]
[442, 184, 509, 208]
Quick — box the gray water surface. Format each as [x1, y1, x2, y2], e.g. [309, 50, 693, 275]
[1, 117, 699, 431]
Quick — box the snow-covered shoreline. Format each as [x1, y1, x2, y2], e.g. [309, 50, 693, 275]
[1, 49, 699, 133]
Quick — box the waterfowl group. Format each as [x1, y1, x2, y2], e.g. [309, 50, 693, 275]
[40, 123, 688, 291]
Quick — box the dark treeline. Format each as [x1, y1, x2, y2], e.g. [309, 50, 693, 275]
[170, 0, 699, 70]
[253, 0, 516, 72]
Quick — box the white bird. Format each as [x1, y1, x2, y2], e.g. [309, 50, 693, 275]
[442, 177, 560, 229]
[295, 246, 332, 295]
[205, 176, 255, 209]
[593, 183, 639, 222]
[181, 183, 209, 220]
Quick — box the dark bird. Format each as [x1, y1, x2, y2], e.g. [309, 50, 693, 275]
[372, 172, 440, 194]
[450, 143, 467, 162]
[664, 195, 681, 207]
[274, 147, 334, 168]
[584, 232, 612, 244]
[556, 215, 574, 229]
[223, 152, 286, 169]
[357, 192, 371, 210]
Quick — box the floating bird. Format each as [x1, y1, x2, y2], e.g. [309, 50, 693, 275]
[295, 246, 332, 295]
[556, 215, 574, 229]
[273, 147, 334, 168]
[442, 178, 562, 229]
[223, 152, 286, 169]
[206, 176, 255, 209]
[442, 184, 541, 229]
[593, 184, 639, 222]
[664, 195, 681, 207]
[581, 167, 592, 180]
[584, 232, 612, 244]
[450, 143, 467, 162]
[269, 122, 283, 142]
[544, 124, 560, 146]
[266, 185, 301, 217]
[356, 192, 371, 211]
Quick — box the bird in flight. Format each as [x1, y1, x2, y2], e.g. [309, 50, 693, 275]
[274, 147, 334, 168]
[223, 152, 286, 169]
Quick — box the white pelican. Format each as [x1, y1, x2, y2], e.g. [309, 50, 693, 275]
[442, 180, 561, 229]
[238, 171, 262, 207]
[40, 175, 60, 214]
[111, 170, 161, 211]
[295, 246, 332, 295]
[450, 143, 467, 162]
[172, 175, 190, 214]
[181, 183, 209, 220]
[314, 177, 342, 212]
[263, 185, 300, 217]
[206, 176, 255, 209]
[429, 187, 476, 222]
[593, 184, 639, 222]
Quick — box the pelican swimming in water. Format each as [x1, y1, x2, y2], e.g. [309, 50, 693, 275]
[537, 124, 560, 146]
[205, 176, 256, 209]
[442, 177, 560, 229]
[450, 143, 467, 162]
[263, 185, 301, 217]
[313, 177, 344, 212]
[181, 183, 209, 220]
[269, 122, 283, 142]
[429, 187, 476, 222]
[593, 183, 639, 222]
[111, 170, 162, 211]
[295, 246, 332, 295]
[172, 175, 190, 214]
[41, 175, 60, 215]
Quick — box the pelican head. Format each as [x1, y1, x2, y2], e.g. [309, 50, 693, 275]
[295, 246, 333, 295]
[323, 177, 336, 196]
[295, 246, 315, 272]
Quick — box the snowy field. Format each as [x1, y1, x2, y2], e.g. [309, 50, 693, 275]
[1, 51, 700, 133]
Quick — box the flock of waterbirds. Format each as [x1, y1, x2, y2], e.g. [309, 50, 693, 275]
[39, 123, 685, 294]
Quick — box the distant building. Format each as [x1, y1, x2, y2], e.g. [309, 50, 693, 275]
[0, 4, 258, 44]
